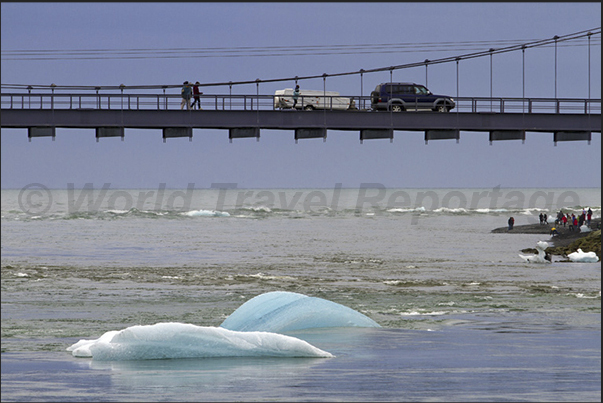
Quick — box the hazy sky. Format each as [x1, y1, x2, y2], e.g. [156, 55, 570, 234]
[1, 2, 601, 189]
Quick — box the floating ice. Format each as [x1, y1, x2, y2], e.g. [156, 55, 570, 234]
[220, 291, 381, 332]
[567, 248, 599, 263]
[519, 241, 551, 263]
[67, 322, 333, 361]
[183, 209, 230, 217]
[66, 292, 381, 361]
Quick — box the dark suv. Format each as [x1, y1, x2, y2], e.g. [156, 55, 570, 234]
[371, 82, 455, 112]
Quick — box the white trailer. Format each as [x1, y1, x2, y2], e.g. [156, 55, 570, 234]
[274, 88, 355, 110]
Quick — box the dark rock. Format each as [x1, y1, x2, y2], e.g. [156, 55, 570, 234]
[493, 218, 601, 259]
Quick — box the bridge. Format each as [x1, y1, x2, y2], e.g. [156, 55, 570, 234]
[1, 92, 600, 144]
[1, 28, 600, 144]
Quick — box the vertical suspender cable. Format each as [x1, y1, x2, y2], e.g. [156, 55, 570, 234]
[489, 48, 494, 112]
[456, 58, 459, 109]
[522, 45, 526, 113]
[389, 68, 394, 141]
[323, 74, 327, 139]
[456, 58, 460, 144]
[360, 69, 364, 110]
[425, 60, 429, 87]
[554, 35, 559, 99]
[256, 79, 260, 141]
[521, 46, 526, 143]
[587, 32, 591, 112]
[322, 73, 332, 118]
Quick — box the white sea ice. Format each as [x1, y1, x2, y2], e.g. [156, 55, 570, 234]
[67, 323, 333, 361]
[519, 241, 551, 263]
[567, 248, 599, 263]
[67, 291, 382, 361]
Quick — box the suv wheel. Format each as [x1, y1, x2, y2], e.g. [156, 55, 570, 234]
[436, 104, 449, 112]
[390, 104, 403, 112]
[304, 105, 314, 111]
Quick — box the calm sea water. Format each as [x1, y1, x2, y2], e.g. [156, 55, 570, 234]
[1, 187, 601, 402]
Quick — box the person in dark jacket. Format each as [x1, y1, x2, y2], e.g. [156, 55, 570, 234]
[180, 81, 192, 110]
[292, 85, 300, 108]
[191, 81, 203, 110]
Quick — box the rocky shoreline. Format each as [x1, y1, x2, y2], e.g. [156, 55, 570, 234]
[492, 217, 601, 259]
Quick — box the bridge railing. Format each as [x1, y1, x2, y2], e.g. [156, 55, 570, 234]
[1, 92, 601, 114]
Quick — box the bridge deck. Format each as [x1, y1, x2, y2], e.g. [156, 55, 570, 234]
[1, 108, 600, 133]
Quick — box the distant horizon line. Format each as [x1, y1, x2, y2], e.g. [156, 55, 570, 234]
[1, 186, 601, 190]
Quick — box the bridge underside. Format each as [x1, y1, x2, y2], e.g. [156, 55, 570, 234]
[2, 109, 600, 144]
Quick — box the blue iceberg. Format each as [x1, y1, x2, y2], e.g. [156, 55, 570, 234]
[220, 291, 381, 332]
[67, 292, 379, 361]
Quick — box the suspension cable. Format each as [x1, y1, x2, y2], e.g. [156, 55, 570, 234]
[1, 28, 599, 92]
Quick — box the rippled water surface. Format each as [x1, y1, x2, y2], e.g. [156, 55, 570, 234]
[1, 188, 600, 401]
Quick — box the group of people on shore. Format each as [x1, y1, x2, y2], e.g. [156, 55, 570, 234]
[180, 81, 203, 110]
[508, 208, 594, 233]
[554, 208, 593, 232]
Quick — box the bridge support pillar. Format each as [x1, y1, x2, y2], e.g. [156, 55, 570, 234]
[489, 130, 526, 145]
[163, 127, 192, 143]
[553, 131, 591, 145]
[360, 129, 393, 144]
[28, 127, 55, 142]
[425, 129, 460, 144]
[229, 127, 260, 143]
[96, 127, 124, 142]
[295, 128, 327, 143]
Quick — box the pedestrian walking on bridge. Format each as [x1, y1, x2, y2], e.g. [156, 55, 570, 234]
[181, 81, 192, 110]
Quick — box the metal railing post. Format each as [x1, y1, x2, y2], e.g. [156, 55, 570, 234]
[50, 83, 56, 110]
[256, 78, 260, 111]
[120, 84, 125, 110]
